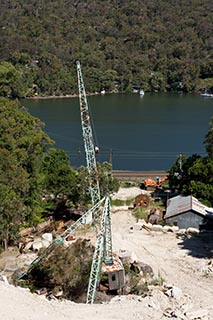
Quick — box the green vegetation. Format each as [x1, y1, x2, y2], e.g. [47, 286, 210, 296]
[0, 98, 119, 250]
[27, 239, 94, 302]
[133, 199, 165, 222]
[111, 198, 133, 206]
[133, 207, 149, 221]
[124, 261, 154, 295]
[128, 274, 149, 295]
[149, 271, 164, 286]
[0, 0, 212, 98]
[0, 98, 53, 249]
[168, 116, 213, 207]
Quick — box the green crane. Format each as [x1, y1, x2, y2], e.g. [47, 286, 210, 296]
[86, 196, 113, 304]
[18, 62, 114, 306]
[76, 61, 113, 304]
[76, 61, 101, 211]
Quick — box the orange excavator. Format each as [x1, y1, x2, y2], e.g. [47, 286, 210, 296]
[140, 176, 167, 190]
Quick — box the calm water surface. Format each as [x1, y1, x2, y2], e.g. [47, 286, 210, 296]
[23, 93, 213, 171]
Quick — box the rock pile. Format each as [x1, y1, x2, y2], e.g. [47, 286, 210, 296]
[110, 284, 211, 320]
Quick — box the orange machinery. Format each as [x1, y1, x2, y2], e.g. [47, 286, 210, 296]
[141, 176, 167, 190]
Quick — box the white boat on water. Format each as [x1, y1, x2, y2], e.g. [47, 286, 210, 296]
[139, 89, 145, 96]
[200, 93, 213, 97]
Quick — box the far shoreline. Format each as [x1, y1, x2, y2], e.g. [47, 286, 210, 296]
[25, 91, 118, 100]
[24, 90, 203, 100]
[26, 94, 86, 100]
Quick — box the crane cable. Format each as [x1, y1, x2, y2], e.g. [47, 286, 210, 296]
[87, 98, 100, 153]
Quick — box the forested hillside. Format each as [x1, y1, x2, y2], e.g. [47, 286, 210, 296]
[0, 0, 212, 97]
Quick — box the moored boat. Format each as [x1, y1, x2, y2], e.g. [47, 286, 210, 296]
[200, 93, 213, 97]
[139, 89, 145, 96]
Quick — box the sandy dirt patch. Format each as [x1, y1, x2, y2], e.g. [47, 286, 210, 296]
[111, 187, 144, 200]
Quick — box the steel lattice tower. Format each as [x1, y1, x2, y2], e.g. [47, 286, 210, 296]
[76, 61, 101, 210]
[76, 62, 113, 304]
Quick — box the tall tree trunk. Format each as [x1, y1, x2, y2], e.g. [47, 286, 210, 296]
[3, 229, 8, 250]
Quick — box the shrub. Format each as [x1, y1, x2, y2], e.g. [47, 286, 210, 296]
[27, 239, 94, 302]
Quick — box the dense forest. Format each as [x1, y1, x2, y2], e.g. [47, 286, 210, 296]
[0, 0, 212, 97]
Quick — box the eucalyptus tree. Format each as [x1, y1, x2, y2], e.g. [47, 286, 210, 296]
[41, 147, 79, 216]
[204, 116, 213, 159]
[168, 116, 213, 207]
[0, 61, 24, 98]
[0, 98, 53, 249]
[75, 162, 120, 207]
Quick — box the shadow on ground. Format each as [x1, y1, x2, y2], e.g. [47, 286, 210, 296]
[177, 232, 213, 259]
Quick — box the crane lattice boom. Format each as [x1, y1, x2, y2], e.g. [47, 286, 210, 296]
[77, 62, 114, 304]
[76, 61, 100, 208]
[17, 198, 106, 280]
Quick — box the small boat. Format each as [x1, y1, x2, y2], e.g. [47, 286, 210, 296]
[101, 89, 106, 95]
[139, 89, 145, 96]
[200, 93, 213, 97]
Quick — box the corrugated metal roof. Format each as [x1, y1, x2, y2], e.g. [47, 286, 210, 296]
[164, 195, 212, 219]
[192, 196, 210, 216]
[102, 256, 124, 273]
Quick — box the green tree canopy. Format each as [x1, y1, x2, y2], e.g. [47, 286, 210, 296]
[28, 239, 94, 302]
[0, 61, 24, 98]
[204, 116, 213, 158]
[0, 0, 212, 97]
[42, 147, 79, 216]
[75, 162, 119, 207]
[0, 99, 119, 249]
[0, 98, 53, 248]
[168, 116, 213, 207]
[42, 148, 77, 198]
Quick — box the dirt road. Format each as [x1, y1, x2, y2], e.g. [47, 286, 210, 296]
[111, 210, 213, 309]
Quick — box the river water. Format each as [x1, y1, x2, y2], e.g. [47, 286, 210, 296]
[23, 92, 213, 171]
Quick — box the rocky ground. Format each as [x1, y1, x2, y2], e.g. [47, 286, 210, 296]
[0, 187, 213, 320]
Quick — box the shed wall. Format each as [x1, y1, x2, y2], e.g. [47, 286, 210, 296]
[165, 210, 204, 229]
[108, 270, 125, 291]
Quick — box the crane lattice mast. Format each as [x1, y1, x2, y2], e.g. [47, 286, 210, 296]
[87, 196, 113, 304]
[76, 61, 114, 304]
[76, 61, 100, 208]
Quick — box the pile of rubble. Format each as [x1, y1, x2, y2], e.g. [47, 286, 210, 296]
[129, 220, 205, 235]
[110, 284, 211, 320]
[18, 232, 53, 254]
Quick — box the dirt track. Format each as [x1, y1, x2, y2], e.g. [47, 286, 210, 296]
[111, 187, 213, 313]
[111, 210, 213, 308]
